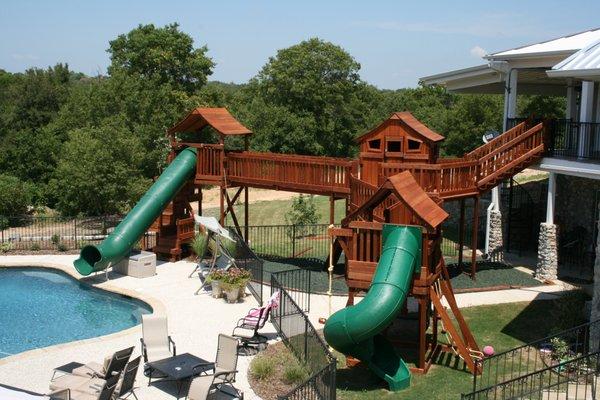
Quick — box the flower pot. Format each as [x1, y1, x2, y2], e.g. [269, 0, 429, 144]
[225, 287, 240, 303]
[211, 281, 222, 298]
[238, 285, 246, 298]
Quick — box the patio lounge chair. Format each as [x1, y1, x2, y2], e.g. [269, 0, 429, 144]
[232, 291, 279, 351]
[71, 347, 134, 379]
[186, 371, 243, 400]
[47, 374, 118, 400]
[208, 334, 239, 385]
[113, 356, 141, 400]
[0, 384, 70, 399]
[50, 347, 133, 393]
[68, 374, 119, 400]
[140, 314, 176, 376]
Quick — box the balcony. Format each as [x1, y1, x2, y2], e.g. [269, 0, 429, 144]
[507, 118, 600, 162]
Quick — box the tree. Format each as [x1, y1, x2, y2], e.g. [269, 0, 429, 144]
[244, 38, 375, 157]
[285, 195, 320, 238]
[519, 95, 566, 119]
[49, 120, 151, 216]
[107, 23, 214, 94]
[0, 174, 31, 217]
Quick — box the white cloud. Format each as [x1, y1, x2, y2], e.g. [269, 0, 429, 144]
[353, 12, 558, 40]
[470, 45, 487, 58]
[11, 53, 39, 61]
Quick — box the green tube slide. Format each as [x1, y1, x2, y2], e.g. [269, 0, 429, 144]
[324, 224, 421, 391]
[73, 147, 197, 276]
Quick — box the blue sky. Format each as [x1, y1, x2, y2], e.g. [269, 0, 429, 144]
[1, 0, 599, 89]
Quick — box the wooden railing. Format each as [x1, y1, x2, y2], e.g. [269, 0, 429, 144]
[379, 160, 479, 198]
[477, 123, 544, 189]
[465, 122, 528, 160]
[226, 151, 353, 195]
[176, 216, 195, 242]
[349, 175, 377, 211]
[195, 143, 224, 182]
[376, 122, 545, 198]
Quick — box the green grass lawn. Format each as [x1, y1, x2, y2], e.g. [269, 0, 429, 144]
[335, 294, 589, 400]
[203, 194, 347, 226]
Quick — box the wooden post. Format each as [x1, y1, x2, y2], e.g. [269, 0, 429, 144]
[244, 186, 249, 243]
[329, 195, 335, 225]
[198, 186, 203, 216]
[471, 196, 479, 279]
[418, 297, 427, 370]
[458, 199, 465, 268]
[219, 187, 225, 226]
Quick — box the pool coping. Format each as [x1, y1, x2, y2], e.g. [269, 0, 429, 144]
[0, 259, 166, 366]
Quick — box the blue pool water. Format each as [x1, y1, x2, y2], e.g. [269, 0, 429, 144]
[0, 267, 151, 358]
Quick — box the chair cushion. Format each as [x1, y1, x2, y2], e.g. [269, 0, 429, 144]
[49, 374, 92, 391]
[72, 360, 106, 378]
[71, 377, 106, 396]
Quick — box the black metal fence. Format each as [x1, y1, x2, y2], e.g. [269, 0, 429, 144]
[463, 350, 600, 400]
[270, 270, 336, 400]
[0, 214, 159, 251]
[469, 319, 600, 396]
[227, 228, 264, 305]
[507, 117, 600, 161]
[1, 215, 486, 263]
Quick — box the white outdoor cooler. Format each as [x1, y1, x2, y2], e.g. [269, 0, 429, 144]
[114, 250, 156, 278]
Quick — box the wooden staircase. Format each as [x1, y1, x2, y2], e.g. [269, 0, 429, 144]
[150, 183, 197, 261]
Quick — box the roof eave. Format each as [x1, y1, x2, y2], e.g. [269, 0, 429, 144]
[547, 68, 600, 79]
[485, 49, 576, 61]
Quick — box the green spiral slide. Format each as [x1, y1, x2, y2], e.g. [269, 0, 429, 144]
[73, 147, 197, 276]
[324, 224, 421, 391]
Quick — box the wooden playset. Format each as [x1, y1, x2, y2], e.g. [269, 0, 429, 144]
[151, 106, 546, 375]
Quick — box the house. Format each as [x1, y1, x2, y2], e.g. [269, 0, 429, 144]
[420, 27, 600, 316]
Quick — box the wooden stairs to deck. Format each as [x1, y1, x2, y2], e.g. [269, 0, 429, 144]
[354, 121, 546, 212]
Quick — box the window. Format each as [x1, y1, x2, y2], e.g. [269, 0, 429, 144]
[407, 138, 422, 151]
[368, 139, 381, 151]
[386, 140, 402, 153]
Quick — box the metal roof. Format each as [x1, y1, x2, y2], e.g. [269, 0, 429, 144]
[486, 27, 600, 60]
[547, 38, 600, 79]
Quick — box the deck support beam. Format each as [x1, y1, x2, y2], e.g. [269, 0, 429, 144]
[471, 196, 479, 278]
[330, 195, 335, 225]
[244, 186, 249, 242]
[458, 199, 465, 268]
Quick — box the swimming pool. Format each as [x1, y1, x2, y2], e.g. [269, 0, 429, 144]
[0, 267, 151, 358]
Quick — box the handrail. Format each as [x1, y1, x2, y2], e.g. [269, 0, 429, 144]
[465, 121, 528, 160]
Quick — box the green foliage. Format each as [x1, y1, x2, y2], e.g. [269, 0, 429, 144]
[57, 242, 68, 252]
[550, 337, 572, 362]
[190, 232, 208, 259]
[51, 234, 61, 246]
[0, 242, 12, 253]
[242, 38, 376, 157]
[285, 195, 320, 226]
[29, 242, 41, 251]
[282, 363, 309, 385]
[250, 354, 276, 380]
[0, 174, 31, 217]
[108, 23, 214, 94]
[49, 119, 152, 216]
[519, 95, 566, 119]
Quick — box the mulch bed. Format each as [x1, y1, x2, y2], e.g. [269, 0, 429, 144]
[247, 342, 299, 400]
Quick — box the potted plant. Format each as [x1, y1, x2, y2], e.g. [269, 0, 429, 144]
[206, 269, 225, 298]
[220, 267, 252, 303]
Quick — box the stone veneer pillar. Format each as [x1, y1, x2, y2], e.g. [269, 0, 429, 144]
[487, 209, 504, 262]
[536, 223, 558, 280]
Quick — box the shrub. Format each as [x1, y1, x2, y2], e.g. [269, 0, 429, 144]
[30, 242, 41, 251]
[285, 195, 320, 239]
[51, 234, 61, 246]
[0, 242, 13, 253]
[250, 355, 276, 380]
[0, 174, 31, 217]
[57, 242, 68, 252]
[191, 232, 208, 259]
[282, 364, 309, 385]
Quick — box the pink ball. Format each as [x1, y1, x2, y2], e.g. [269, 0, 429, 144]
[483, 345, 495, 356]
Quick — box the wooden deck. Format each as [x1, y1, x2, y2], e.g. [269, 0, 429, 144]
[192, 144, 354, 196]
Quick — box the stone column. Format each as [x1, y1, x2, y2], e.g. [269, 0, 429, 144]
[536, 223, 558, 280]
[487, 209, 504, 262]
